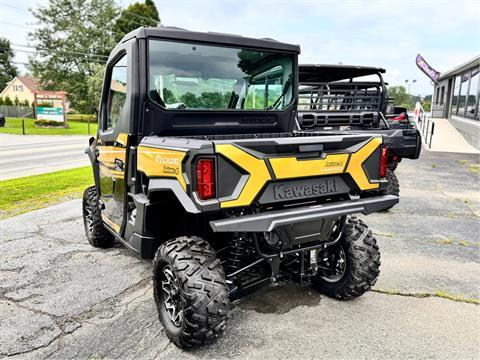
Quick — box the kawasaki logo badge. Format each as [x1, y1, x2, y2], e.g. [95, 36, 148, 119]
[273, 179, 337, 200]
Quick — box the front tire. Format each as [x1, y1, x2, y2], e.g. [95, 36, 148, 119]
[312, 216, 380, 299]
[82, 186, 114, 248]
[153, 236, 230, 349]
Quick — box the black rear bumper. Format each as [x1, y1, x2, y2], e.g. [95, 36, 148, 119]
[210, 195, 398, 232]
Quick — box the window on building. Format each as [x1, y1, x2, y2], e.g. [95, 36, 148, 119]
[458, 72, 470, 116]
[451, 75, 461, 115]
[466, 68, 479, 119]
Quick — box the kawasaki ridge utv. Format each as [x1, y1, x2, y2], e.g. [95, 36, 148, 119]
[83, 27, 398, 349]
[297, 64, 421, 208]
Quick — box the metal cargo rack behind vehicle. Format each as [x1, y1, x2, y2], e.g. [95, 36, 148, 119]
[298, 64, 388, 129]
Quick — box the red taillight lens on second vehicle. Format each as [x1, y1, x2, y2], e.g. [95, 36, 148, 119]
[196, 158, 215, 200]
[391, 112, 406, 121]
[380, 146, 388, 178]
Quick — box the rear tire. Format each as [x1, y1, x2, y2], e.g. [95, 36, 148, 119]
[153, 236, 230, 349]
[381, 169, 399, 210]
[82, 186, 114, 248]
[312, 216, 380, 300]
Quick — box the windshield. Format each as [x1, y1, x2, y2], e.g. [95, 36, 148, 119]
[148, 39, 294, 111]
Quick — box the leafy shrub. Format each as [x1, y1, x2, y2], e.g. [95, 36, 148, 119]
[34, 119, 67, 128]
[37, 102, 54, 108]
[66, 113, 96, 122]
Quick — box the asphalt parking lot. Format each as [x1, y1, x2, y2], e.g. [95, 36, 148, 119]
[1, 149, 479, 359]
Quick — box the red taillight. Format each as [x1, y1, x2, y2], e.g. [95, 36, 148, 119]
[391, 113, 406, 121]
[380, 146, 388, 178]
[196, 158, 215, 200]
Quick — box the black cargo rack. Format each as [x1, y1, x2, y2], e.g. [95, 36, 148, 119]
[297, 64, 388, 129]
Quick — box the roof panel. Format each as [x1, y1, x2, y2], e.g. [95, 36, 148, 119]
[299, 64, 385, 83]
[121, 26, 300, 53]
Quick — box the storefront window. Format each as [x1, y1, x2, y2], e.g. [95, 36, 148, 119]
[466, 68, 479, 119]
[451, 75, 461, 115]
[458, 72, 470, 116]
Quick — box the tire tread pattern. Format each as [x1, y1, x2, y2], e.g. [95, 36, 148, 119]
[382, 169, 400, 197]
[153, 236, 230, 349]
[82, 186, 114, 248]
[313, 216, 380, 300]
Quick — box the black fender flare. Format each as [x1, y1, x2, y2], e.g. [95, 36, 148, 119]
[85, 141, 101, 193]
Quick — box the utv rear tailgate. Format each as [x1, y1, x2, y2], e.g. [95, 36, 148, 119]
[210, 194, 398, 232]
[139, 131, 389, 211]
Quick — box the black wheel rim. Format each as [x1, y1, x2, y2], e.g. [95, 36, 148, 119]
[160, 265, 184, 327]
[317, 244, 347, 283]
[84, 202, 94, 235]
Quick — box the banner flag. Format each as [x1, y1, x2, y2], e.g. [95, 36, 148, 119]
[416, 54, 440, 84]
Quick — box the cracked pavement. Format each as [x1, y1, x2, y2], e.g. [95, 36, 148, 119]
[1, 150, 479, 359]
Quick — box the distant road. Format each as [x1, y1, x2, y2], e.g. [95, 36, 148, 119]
[0, 134, 90, 180]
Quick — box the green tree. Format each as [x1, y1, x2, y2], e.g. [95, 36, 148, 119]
[22, 99, 31, 107]
[162, 88, 177, 104]
[86, 63, 106, 114]
[199, 92, 227, 108]
[180, 92, 200, 108]
[388, 85, 414, 109]
[28, 0, 120, 113]
[0, 38, 18, 91]
[113, 0, 160, 42]
[0, 97, 4, 105]
[4, 96, 13, 106]
[14, 96, 20, 106]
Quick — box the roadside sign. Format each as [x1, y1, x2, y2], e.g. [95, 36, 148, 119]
[34, 92, 67, 123]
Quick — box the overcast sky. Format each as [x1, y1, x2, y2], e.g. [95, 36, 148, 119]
[1, 0, 479, 95]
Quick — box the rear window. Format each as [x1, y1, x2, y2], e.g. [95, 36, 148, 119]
[148, 39, 295, 111]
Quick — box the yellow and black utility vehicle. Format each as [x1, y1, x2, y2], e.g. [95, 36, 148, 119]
[83, 27, 398, 349]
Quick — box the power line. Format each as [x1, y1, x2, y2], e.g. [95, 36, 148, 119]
[12, 43, 109, 59]
[0, 21, 26, 28]
[0, 45, 108, 63]
[1, 3, 160, 27]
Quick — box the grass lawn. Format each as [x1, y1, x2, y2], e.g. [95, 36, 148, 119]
[0, 117, 98, 135]
[0, 167, 93, 220]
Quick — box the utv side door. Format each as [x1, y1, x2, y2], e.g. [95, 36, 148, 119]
[96, 43, 133, 234]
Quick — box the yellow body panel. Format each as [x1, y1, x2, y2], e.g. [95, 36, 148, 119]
[115, 133, 129, 146]
[102, 214, 121, 232]
[137, 146, 187, 190]
[215, 144, 271, 208]
[269, 137, 382, 191]
[270, 154, 349, 179]
[98, 146, 126, 165]
[346, 137, 382, 190]
[97, 146, 126, 179]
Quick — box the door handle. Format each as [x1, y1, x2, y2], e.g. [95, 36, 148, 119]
[114, 158, 124, 171]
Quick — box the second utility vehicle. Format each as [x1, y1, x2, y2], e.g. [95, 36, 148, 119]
[83, 27, 398, 349]
[297, 64, 421, 207]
